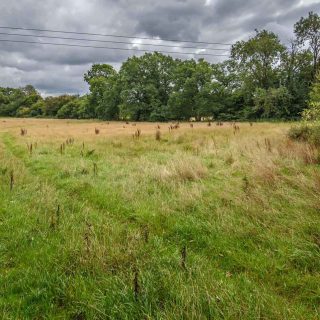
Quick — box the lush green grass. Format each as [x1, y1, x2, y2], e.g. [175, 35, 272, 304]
[0, 121, 319, 319]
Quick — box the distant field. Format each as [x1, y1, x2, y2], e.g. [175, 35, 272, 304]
[0, 118, 319, 319]
[0, 118, 238, 139]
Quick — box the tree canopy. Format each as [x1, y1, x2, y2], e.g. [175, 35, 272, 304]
[1, 12, 319, 122]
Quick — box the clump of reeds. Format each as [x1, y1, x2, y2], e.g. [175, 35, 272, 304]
[86, 149, 95, 157]
[93, 162, 98, 176]
[60, 143, 65, 155]
[242, 176, 250, 193]
[10, 170, 14, 191]
[181, 245, 187, 270]
[0, 166, 7, 175]
[169, 123, 180, 132]
[133, 129, 141, 139]
[66, 138, 74, 145]
[20, 128, 27, 136]
[133, 268, 140, 301]
[264, 138, 272, 152]
[80, 167, 89, 175]
[84, 221, 93, 255]
[155, 130, 161, 141]
[225, 154, 234, 165]
[111, 141, 122, 148]
[27, 143, 33, 155]
[233, 123, 240, 134]
[142, 225, 149, 243]
[50, 205, 61, 229]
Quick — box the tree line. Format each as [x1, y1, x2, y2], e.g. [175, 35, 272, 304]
[1, 12, 319, 121]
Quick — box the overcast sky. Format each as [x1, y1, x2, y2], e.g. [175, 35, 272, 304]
[0, 0, 319, 96]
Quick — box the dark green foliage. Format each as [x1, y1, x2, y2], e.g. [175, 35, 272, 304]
[0, 85, 43, 117]
[294, 11, 320, 78]
[288, 124, 320, 146]
[288, 125, 312, 141]
[56, 96, 90, 119]
[1, 12, 320, 121]
[44, 95, 78, 117]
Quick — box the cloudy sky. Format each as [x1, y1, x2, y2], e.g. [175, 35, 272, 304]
[0, 0, 319, 96]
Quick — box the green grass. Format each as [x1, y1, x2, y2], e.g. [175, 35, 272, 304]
[0, 122, 319, 319]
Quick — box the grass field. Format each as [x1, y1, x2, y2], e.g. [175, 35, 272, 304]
[0, 118, 319, 319]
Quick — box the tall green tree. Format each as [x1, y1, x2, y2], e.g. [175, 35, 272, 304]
[231, 29, 285, 90]
[280, 42, 313, 117]
[294, 11, 320, 79]
[119, 53, 175, 121]
[303, 71, 320, 121]
[231, 30, 286, 117]
[84, 64, 118, 118]
[168, 59, 217, 120]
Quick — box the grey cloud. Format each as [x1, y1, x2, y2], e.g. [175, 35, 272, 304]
[0, 0, 319, 95]
[134, 1, 207, 41]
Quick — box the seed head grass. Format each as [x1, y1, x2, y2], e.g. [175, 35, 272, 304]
[0, 119, 319, 319]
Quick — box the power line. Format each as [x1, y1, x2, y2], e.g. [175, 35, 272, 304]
[0, 26, 233, 46]
[0, 32, 230, 52]
[0, 39, 230, 57]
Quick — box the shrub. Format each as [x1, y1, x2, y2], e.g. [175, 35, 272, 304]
[288, 125, 311, 142]
[309, 126, 320, 146]
[288, 124, 320, 146]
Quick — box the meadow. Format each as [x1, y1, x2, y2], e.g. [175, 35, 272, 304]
[0, 118, 319, 319]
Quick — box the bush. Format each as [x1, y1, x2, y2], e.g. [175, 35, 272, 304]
[288, 125, 312, 141]
[288, 124, 320, 146]
[309, 126, 320, 146]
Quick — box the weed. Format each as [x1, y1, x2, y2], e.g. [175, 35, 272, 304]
[9, 170, 14, 191]
[181, 245, 187, 270]
[134, 129, 141, 139]
[225, 154, 234, 165]
[133, 268, 140, 301]
[155, 130, 161, 141]
[0, 120, 319, 319]
[86, 149, 95, 157]
[93, 162, 98, 175]
[264, 138, 272, 152]
[20, 128, 27, 136]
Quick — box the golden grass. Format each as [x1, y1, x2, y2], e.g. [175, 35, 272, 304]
[154, 156, 208, 182]
[0, 118, 289, 142]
